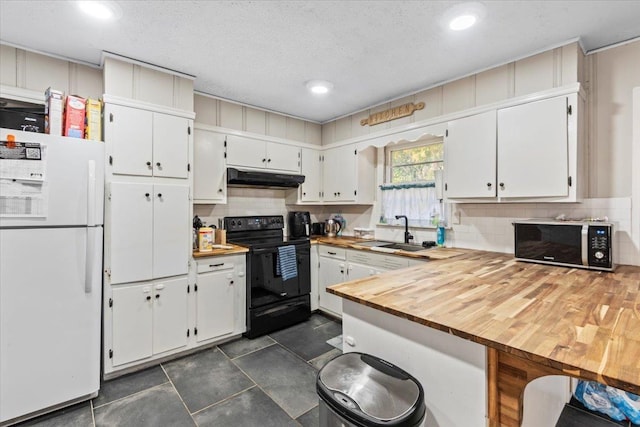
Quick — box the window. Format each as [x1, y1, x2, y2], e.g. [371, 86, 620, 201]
[389, 141, 443, 183]
[380, 137, 445, 227]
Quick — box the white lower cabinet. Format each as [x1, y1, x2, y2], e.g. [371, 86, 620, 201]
[347, 262, 382, 279]
[152, 278, 189, 354]
[317, 246, 422, 317]
[111, 276, 188, 367]
[105, 254, 246, 378]
[318, 256, 346, 317]
[195, 258, 240, 342]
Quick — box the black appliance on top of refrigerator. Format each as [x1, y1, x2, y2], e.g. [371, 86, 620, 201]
[224, 215, 311, 338]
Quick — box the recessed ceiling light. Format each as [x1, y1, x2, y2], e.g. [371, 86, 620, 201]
[77, 1, 122, 20]
[441, 2, 486, 32]
[449, 14, 477, 31]
[306, 80, 333, 95]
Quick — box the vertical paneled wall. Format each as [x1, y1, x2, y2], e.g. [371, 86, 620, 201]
[0, 45, 102, 100]
[102, 57, 194, 111]
[193, 93, 322, 145]
[321, 42, 586, 145]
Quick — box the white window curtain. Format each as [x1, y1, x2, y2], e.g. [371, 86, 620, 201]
[380, 183, 441, 227]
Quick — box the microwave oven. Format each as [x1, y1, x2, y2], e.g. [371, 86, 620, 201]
[513, 220, 614, 271]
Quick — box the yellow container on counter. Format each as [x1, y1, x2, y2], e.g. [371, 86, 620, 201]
[198, 227, 214, 252]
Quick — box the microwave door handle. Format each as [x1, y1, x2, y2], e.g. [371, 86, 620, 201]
[581, 225, 589, 266]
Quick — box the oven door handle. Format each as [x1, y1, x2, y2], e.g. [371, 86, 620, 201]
[255, 301, 307, 317]
[252, 247, 279, 255]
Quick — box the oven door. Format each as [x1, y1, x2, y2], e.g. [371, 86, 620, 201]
[248, 245, 310, 308]
[514, 223, 584, 266]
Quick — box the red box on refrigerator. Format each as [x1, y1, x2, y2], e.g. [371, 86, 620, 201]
[64, 95, 86, 138]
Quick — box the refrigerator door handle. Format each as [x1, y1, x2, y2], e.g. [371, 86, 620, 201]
[85, 229, 95, 293]
[87, 160, 96, 227]
[84, 160, 97, 293]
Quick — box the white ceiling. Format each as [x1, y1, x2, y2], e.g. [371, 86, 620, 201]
[1, 1, 640, 123]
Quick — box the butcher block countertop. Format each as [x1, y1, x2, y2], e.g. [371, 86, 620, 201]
[328, 250, 640, 394]
[314, 236, 468, 260]
[192, 244, 248, 258]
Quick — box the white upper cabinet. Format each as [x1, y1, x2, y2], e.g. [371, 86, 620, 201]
[105, 104, 153, 176]
[152, 113, 190, 179]
[298, 147, 322, 203]
[444, 110, 497, 199]
[193, 129, 226, 204]
[497, 96, 569, 198]
[322, 145, 375, 204]
[443, 93, 581, 203]
[104, 103, 191, 179]
[226, 134, 300, 173]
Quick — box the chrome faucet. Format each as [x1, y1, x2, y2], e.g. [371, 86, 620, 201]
[395, 215, 413, 244]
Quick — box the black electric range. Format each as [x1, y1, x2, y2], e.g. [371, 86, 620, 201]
[224, 215, 311, 338]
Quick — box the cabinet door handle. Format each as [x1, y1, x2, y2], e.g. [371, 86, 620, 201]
[146, 161, 151, 167]
[267, 158, 271, 163]
[156, 162, 161, 167]
[145, 193, 150, 197]
[230, 280, 234, 285]
[146, 295, 151, 301]
[487, 183, 492, 188]
[499, 183, 505, 189]
[218, 188, 223, 192]
[157, 193, 162, 198]
[328, 251, 337, 255]
[262, 158, 266, 162]
[155, 294, 160, 299]
[209, 263, 224, 267]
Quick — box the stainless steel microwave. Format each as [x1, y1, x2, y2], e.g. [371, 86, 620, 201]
[513, 220, 614, 271]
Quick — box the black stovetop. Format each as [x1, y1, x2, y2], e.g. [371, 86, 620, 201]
[224, 215, 309, 250]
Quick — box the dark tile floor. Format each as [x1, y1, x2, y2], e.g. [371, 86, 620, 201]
[17, 313, 342, 427]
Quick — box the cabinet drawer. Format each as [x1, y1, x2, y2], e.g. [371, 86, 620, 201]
[347, 250, 384, 267]
[380, 256, 410, 270]
[197, 259, 235, 274]
[319, 246, 346, 260]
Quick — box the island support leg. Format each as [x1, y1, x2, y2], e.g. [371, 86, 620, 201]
[487, 348, 569, 427]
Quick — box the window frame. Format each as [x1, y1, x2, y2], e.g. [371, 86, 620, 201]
[384, 137, 444, 185]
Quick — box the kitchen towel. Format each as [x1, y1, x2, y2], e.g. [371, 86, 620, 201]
[276, 245, 298, 281]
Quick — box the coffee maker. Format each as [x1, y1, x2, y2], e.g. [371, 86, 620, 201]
[288, 211, 311, 238]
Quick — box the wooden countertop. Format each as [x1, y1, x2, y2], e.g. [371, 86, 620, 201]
[192, 244, 248, 258]
[314, 236, 468, 260]
[328, 250, 640, 394]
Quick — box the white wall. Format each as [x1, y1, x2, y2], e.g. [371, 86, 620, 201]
[589, 40, 640, 198]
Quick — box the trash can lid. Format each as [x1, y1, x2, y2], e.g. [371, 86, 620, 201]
[318, 353, 422, 423]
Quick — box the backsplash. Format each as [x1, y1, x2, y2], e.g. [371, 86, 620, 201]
[195, 193, 638, 266]
[447, 198, 635, 266]
[373, 198, 636, 266]
[193, 188, 325, 233]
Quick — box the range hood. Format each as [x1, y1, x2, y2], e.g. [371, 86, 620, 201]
[227, 167, 305, 188]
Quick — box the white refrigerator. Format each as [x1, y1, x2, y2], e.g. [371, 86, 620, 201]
[0, 129, 104, 424]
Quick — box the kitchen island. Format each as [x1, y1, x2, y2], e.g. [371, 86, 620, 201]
[328, 250, 640, 427]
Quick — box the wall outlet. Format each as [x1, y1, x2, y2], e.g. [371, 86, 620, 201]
[452, 209, 461, 225]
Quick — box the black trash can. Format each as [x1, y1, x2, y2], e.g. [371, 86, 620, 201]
[317, 352, 426, 427]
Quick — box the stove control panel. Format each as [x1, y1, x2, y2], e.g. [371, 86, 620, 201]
[224, 215, 283, 232]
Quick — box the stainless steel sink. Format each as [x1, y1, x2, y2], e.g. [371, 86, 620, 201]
[354, 240, 395, 248]
[379, 243, 425, 252]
